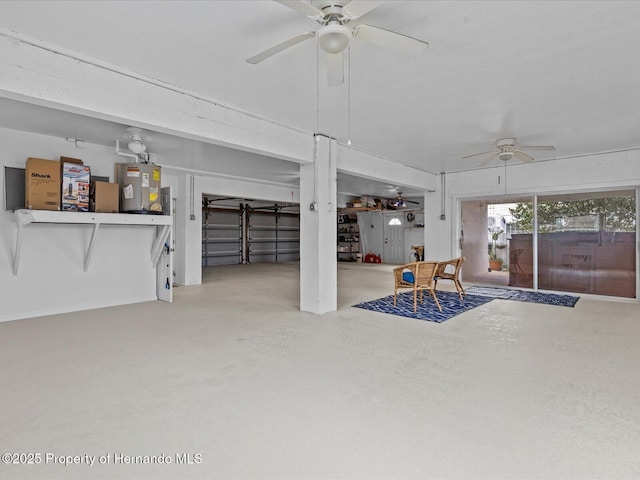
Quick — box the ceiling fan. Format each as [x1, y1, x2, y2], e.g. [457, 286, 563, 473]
[462, 138, 556, 167]
[246, 0, 429, 86]
[390, 191, 419, 207]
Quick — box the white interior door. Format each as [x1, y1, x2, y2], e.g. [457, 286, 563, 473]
[383, 217, 405, 264]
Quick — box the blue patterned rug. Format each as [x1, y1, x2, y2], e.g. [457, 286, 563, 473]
[466, 286, 579, 307]
[353, 291, 494, 323]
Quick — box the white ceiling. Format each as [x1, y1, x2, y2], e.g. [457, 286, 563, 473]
[1, 0, 639, 197]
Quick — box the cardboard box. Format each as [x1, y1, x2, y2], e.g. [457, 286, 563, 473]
[62, 162, 91, 212]
[90, 181, 119, 213]
[60, 156, 83, 166]
[25, 158, 61, 210]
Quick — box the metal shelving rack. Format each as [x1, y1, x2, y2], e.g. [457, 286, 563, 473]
[201, 208, 243, 266]
[201, 202, 300, 266]
[247, 209, 300, 263]
[337, 219, 360, 262]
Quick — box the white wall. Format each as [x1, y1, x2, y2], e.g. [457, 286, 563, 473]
[404, 227, 425, 263]
[0, 128, 158, 321]
[425, 150, 640, 262]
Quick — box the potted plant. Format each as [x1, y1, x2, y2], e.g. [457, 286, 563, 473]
[489, 229, 504, 271]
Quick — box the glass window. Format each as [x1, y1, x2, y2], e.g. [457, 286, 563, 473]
[537, 190, 636, 298]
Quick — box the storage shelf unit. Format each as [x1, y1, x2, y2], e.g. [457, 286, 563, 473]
[202, 211, 243, 266]
[202, 203, 300, 266]
[337, 213, 360, 262]
[248, 211, 300, 263]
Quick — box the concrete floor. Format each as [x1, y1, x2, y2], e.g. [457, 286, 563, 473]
[463, 269, 510, 287]
[1, 262, 639, 479]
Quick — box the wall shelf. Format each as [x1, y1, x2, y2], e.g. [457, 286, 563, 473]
[13, 209, 172, 275]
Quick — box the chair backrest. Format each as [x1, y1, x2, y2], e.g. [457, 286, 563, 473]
[415, 261, 439, 286]
[437, 256, 465, 276]
[394, 262, 418, 284]
[452, 256, 464, 275]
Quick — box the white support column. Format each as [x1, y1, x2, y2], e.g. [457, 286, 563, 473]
[183, 174, 203, 286]
[300, 135, 337, 314]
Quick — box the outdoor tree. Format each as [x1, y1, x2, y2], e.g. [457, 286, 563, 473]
[509, 196, 636, 233]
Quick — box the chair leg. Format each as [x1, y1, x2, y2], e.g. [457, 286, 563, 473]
[394, 287, 397, 306]
[430, 289, 443, 312]
[413, 290, 418, 313]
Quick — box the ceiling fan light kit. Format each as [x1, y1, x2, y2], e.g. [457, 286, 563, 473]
[126, 127, 147, 154]
[128, 139, 146, 154]
[318, 23, 351, 54]
[498, 150, 513, 161]
[115, 127, 154, 162]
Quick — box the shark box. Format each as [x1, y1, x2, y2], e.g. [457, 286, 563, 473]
[25, 157, 61, 210]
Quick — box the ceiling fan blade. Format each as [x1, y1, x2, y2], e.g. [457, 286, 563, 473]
[273, 0, 324, 20]
[343, 1, 384, 20]
[479, 153, 499, 167]
[246, 31, 316, 64]
[461, 150, 495, 160]
[517, 145, 556, 151]
[352, 24, 428, 56]
[514, 150, 535, 162]
[326, 52, 344, 86]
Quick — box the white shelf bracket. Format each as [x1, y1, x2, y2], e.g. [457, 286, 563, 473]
[12, 209, 173, 275]
[12, 210, 36, 276]
[13, 224, 23, 276]
[84, 223, 101, 272]
[151, 225, 171, 266]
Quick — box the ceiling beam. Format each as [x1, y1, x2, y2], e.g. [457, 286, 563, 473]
[336, 143, 436, 192]
[0, 30, 314, 165]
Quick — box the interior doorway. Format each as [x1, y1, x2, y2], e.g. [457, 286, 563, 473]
[202, 195, 300, 267]
[461, 197, 532, 287]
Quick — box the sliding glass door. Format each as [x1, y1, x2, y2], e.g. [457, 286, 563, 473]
[461, 197, 533, 287]
[536, 190, 636, 298]
[461, 189, 637, 298]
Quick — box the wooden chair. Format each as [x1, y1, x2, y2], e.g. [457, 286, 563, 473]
[393, 261, 442, 313]
[434, 257, 466, 300]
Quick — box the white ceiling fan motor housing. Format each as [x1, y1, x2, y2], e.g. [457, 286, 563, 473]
[496, 138, 516, 149]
